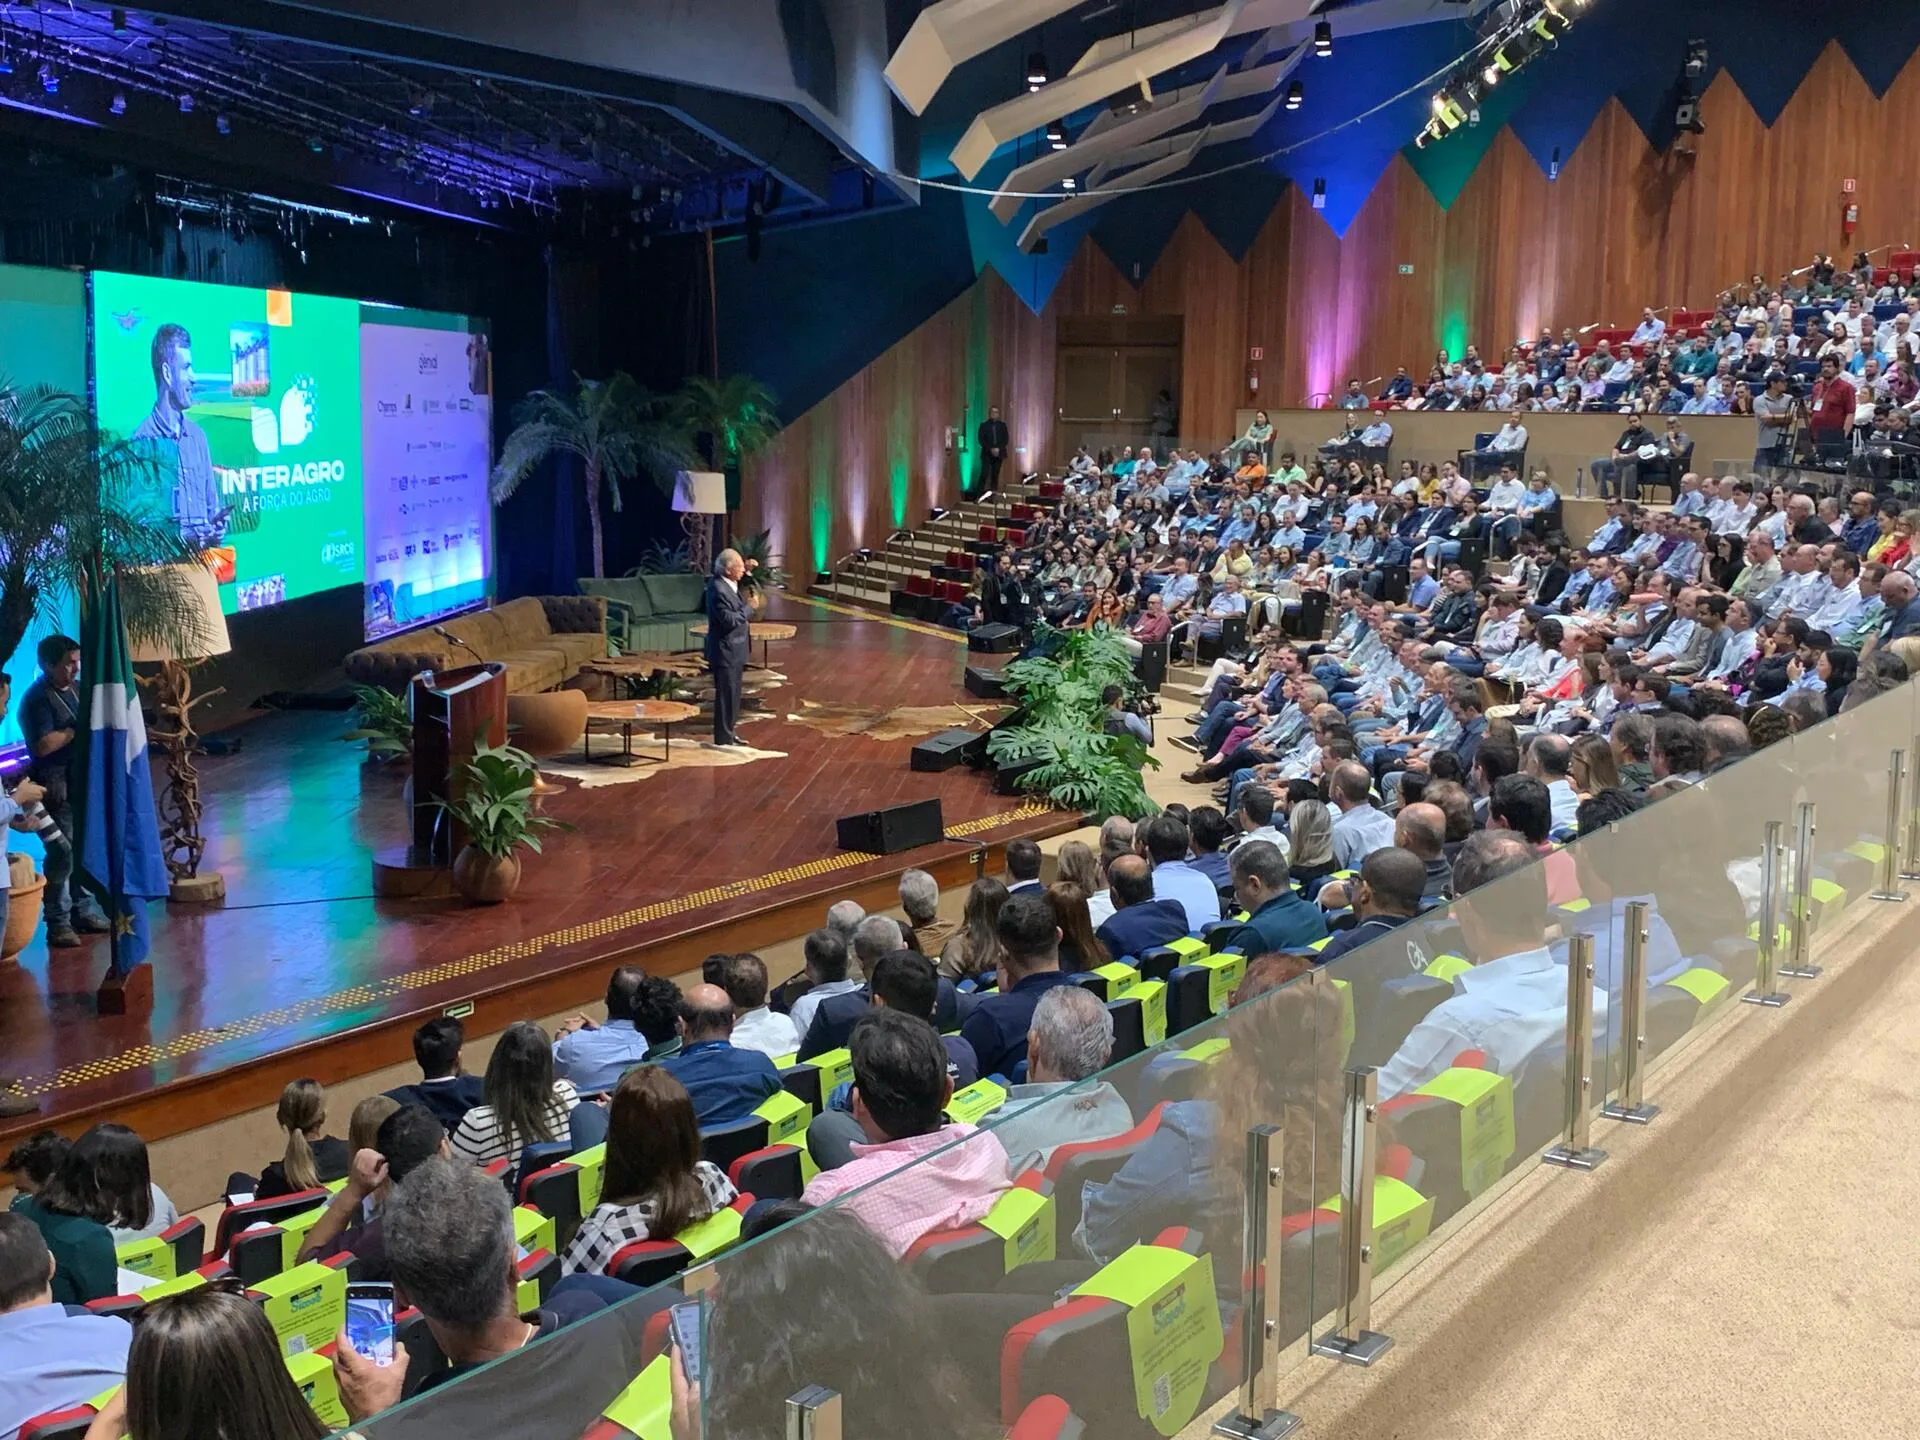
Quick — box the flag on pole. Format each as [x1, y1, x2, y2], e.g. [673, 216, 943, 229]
[70, 568, 170, 977]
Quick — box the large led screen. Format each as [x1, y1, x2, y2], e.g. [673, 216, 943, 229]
[91, 273, 364, 614]
[359, 312, 493, 639]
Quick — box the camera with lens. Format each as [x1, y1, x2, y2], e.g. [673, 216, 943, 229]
[15, 798, 63, 850]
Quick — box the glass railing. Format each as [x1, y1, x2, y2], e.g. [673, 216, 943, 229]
[351, 678, 1920, 1440]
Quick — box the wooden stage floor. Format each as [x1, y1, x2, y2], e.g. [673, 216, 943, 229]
[0, 595, 1066, 1146]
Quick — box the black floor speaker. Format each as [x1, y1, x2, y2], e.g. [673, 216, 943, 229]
[964, 665, 1008, 699]
[835, 797, 945, 854]
[910, 728, 986, 772]
[969, 623, 1021, 653]
[992, 758, 1045, 796]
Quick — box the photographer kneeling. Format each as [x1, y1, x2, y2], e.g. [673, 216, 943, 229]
[1101, 684, 1153, 746]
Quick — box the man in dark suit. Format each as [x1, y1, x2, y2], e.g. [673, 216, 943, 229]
[1094, 855, 1190, 960]
[384, 1017, 485, 1136]
[704, 548, 754, 747]
[977, 406, 1010, 491]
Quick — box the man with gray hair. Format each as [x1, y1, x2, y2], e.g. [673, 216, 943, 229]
[1085, 816, 1136, 927]
[898, 869, 955, 955]
[336, 1156, 642, 1420]
[799, 914, 961, 1058]
[984, 986, 1136, 1171]
[704, 546, 754, 746]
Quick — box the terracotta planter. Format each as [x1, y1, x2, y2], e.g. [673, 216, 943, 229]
[452, 846, 521, 904]
[3, 861, 43, 960]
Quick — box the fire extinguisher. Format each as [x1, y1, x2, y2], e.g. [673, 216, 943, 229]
[1843, 201, 1859, 239]
[1247, 364, 1260, 395]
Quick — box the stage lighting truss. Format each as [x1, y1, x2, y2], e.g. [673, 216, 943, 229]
[1417, 0, 1586, 152]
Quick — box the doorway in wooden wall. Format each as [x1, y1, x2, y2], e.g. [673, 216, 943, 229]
[1054, 314, 1182, 464]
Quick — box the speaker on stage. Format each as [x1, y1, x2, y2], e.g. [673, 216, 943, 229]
[1289, 588, 1329, 640]
[969, 623, 1021, 654]
[964, 665, 1008, 699]
[836, 798, 945, 854]
[1134, 639, 1169, 693]
[911, 729, 986, 772]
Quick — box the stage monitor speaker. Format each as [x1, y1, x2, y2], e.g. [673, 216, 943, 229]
[1378, 564, 1410, 605]
[911, 729, 986, 772]
[1456, 537, 1488, 577]
[836, 797, 945, 854]
[964, 665, 1008, 699]
[1290, 589, 1330, 640]
[993, 758, 1046, 796]
[1134, 639, 1169, 693]
[969, 623, 1021, 653]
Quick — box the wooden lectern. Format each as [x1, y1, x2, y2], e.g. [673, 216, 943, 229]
[372, 662, 507, 898]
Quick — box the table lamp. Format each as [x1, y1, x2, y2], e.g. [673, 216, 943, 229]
[671, 469, 728, 575]
[129, 562, 231, 904]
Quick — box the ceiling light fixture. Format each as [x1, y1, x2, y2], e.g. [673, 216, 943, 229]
[1313, 20, 1333, 56]
[1285, 80, 1303, 110]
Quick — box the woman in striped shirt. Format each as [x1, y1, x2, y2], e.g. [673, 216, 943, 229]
[450, 1021, 579, 1169]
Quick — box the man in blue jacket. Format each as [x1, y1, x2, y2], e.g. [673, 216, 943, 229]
[659, 983, 784, 1127]
[1218, 840, 1328, 955]
[1095, 855, 1191, 960]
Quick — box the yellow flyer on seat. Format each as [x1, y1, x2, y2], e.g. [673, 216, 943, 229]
[1197, 952, 1245, 1014]
[278, 1202, 332, 1269]
[753, 1088, 811, 1145]
[574, 1144, 607, 1214]
[286, 1347, 349, 1427]
[515, 1204, 557, 1259]
[810, 1047, 855, 1094]
[1076, 1245, 1223, 1436]
[141, 1270, 207, 1301]
[1134, 980, 1168, 1047]
[980, 1186, 1056, 1272]
[1413, 1067, 1515, 1198]
[1093, 962, 1140, 1001]
[947, 1078, 1008, 1126]
[248, 1260, 346, 1358]
[116, 1234, 174, 1281]
[675, 1204, 744, 1261]
[600, 1352, 674, 1440]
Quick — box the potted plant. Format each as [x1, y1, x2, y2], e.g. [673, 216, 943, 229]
[986, 625, 1159, 821]
[728, 528, 788, 597]
[490, 373, 692, 580]
[341, 684, 412, 760]
[433, 741, 571, 903]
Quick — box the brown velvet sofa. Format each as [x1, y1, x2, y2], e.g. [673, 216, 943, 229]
[343, 595, 608, 694]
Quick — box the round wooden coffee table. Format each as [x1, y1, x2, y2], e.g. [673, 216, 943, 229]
[688, 621, 797, 671]
[581, 699, 700, 767]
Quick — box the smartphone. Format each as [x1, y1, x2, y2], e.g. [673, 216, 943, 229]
[667, 1301, 703, 1382]
[345, 1282, 396, 1367]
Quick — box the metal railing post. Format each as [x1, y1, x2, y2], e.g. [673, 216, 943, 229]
[1870, 750, 1909, 902]
[1902, 735, 1920, 881]
[1744, 820, 1790, 1007]
[1543, 933, 1608, 1170]
[1602, 902, 1660, 1125]
[1214, 1125, 1302, 1440]
[1312, 1067, 1393, 1366]
[1778, 802, 1823, 980]
[785, 1386, 843, 1440]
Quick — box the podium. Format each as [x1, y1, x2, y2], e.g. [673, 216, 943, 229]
[372, 663, 508, 898]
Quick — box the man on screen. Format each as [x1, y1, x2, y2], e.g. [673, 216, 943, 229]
[131, 322, 229, 550]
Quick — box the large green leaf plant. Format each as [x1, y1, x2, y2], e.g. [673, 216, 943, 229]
[986, 625, 1159, 821]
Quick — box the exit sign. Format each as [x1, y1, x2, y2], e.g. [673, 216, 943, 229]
[1843, 178, 1857, 194]
[1249, 346, 1264, 361]
[1398, 263, 1415, 275]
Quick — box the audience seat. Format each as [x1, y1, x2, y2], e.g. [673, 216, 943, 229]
[214, 1188, 332, 1259]
[778, 1061, 824, 1114]
[699, 1114, 771, 1174]
[17, 1407, 99, 1440]
[1134, 946, 1181, 984]
[1105, 996, 1146, 1064]
[395, 1305, 449, 1397]
[906, 1176, 1057, 1294]
[727, 1145, 805, 1202]
[1042, 1103, 1169, 1246]
[1644, 966, 1733, 1059]
[510, 1142, 573, 1200]
[116, 1214, 207, 1281]
[1163, 964, 1214, 1037]
[218, 1189, 332, 1286]
[606, 1194, 754, 1287]
[519, 1160, 585, 1253]
[1377, 1064, 1516, 1219]
[1008, 1395, 1087, 1440]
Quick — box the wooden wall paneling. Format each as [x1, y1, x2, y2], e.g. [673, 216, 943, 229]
[1139, 213, 1249, 444]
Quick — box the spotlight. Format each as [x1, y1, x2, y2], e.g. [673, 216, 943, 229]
[1311, 178, 1326, 211]
[37, 62, 57, 95]
[1534, 1, 1574, 41]
[1549, 145, 1562, 180]
[1026, 51, 1048, 89]
[1046, 119, 1067, 150]
[110, 90, 127, 116]
[110, 6, 126, 30]
[178, 91, 194, 113]
[215, 112, 231, 135]
[1483, 63, 1501, 87]
[1313, 20, 1332, 56]
[1684, 39, 1708, 77]
[307, 134, 324, 153]
[1414, 130, 1431, 151]
[1061, 176, 1077, 191]
[1467, 107, 1481, 128]
[1285, 80, 1303, 111]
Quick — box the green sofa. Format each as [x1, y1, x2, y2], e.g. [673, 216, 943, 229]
[579, 573, 709, 652]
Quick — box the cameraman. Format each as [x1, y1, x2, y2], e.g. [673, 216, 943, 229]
[19, 635, 109, 949]
[1101, 684, 1152, 746]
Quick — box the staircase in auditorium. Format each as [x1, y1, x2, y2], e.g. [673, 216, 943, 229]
[810, 474, 1062, 616]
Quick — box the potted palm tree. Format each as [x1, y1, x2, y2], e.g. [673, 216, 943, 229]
[490, 373, 692, 580]
[433, 741, 571, 903]
[0, 381, 206, 667]
[674, 373, 781, 482]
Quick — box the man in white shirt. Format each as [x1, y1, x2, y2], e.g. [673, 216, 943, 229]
[1695, 597, 1759, 689]
[1329, 762, 1396, 869]
[720, 952, 800, 1058]
[1524, 735, 1581, 835]
[1379, 832, 1598, 1099]
[1466, 409, 1529, 478]
[1630, 308, 1666, 345]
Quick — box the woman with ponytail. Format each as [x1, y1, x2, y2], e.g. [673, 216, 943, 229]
[253, 1079, 349, 1199]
